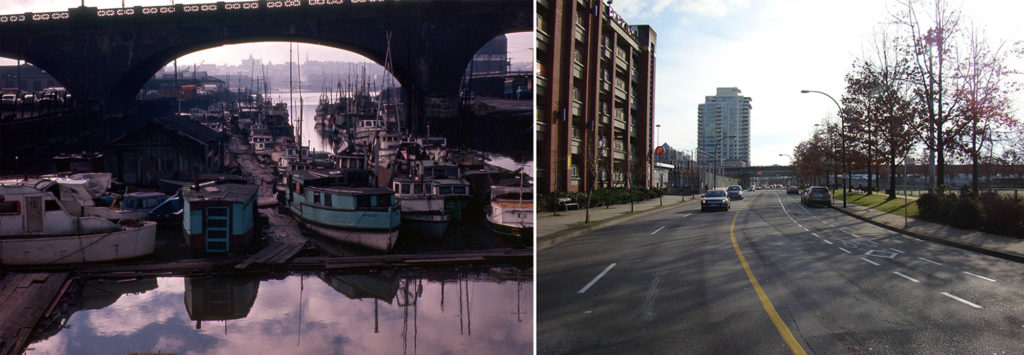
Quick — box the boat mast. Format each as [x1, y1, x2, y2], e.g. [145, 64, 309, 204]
[297, 44, 304, 153]
[289, 42, 295, 139]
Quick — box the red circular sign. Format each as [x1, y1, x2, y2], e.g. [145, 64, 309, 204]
[655, 146, 665, 156]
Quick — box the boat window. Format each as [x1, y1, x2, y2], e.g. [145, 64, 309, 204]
[324, 193, 332, 207]
[414, 184, 424, 194]
[313, 191, 321, 204]
[439, 186, 453, 195]
[376, 195, 391, 207]
[401, 184, 410, 194]
[0, 201, 20, 215]
[453, 186, 467, 194]
[44, 200, 61, 211]
[143, 198, 158, 209]
[393, 183, 400, 191]
[357, 195, 370, 208]
[423, 168, 433, 177]
[447, 167, 458, 177]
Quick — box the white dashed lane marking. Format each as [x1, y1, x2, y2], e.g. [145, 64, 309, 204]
[893, 272, 920, 283]
[941, 292, 983, 309]
[963, 271, 996, 282]
[578, 263, 617, 294]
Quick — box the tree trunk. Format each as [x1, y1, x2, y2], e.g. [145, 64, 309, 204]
[889, 150, 898, 200]
[936, 124, 946, 186]
[971, 126, 979, 192]
[867, 145, 873, 195]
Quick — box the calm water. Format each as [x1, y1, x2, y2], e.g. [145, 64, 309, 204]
[28, 271, 532, 354]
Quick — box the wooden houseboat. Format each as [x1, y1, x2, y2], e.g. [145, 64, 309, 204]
[182, 183, 259, 254]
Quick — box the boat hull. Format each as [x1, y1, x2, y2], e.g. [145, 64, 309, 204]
[300, 218, 399, 252]
[401, 213, 450, 238]
[485, 214, 533, 237]
[0, 221, 158, 265]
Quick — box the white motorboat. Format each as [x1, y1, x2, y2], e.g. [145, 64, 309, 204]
[0, 184, 157, 265]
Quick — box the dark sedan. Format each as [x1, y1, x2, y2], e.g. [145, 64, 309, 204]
[786, 186, 800, 195]
[701, 189, 730, 212]
[801, 186, 833, 207]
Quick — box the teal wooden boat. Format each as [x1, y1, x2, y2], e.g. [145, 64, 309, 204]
[287, 169, 401, 252]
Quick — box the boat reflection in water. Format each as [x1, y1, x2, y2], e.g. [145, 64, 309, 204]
[27, 269, 533, 354]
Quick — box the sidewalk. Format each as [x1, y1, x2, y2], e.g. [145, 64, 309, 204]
[537, 194, 697, 249]
[832, 200, 1024, 263]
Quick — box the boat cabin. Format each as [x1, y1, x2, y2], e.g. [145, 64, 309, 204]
[0, 185, 121, 236]
[182, 183, 259, 254]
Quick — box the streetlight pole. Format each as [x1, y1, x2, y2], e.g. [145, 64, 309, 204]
[778, 153, 794, 185]
[801, 89, 847, 208]
[655, 124, 662, 205]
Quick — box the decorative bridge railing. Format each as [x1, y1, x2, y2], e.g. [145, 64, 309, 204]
[0, 0, 399, 24]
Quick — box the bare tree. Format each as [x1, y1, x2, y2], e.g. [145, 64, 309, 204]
[955, 25, 1018, 191]
[892, 0, 965, 187]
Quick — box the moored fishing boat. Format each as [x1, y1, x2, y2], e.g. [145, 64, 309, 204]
[0, 184, 157, 265]
[392, 176, 449, 238]
[485, 177, 533, 237]
[286, 169, 400, 252]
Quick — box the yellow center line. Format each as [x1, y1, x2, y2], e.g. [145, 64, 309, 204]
[730, 193, 807, 355]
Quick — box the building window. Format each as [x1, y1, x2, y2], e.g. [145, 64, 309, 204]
[570, 164, 580, 178]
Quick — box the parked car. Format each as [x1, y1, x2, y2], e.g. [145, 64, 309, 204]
[801, 186, 832, 207]
[701, 189, 730, 212]
[786, 186, 800, 195]
[726, 185, 744, 200]
[748, 185, 756, 191]
[1, 94, 15, 108]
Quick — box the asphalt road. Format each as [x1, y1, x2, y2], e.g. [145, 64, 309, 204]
[537, 190, 1024, 354]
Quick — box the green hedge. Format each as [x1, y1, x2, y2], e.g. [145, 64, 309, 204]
[916, 186, 1023, 237]
[539, 187, 665, 212]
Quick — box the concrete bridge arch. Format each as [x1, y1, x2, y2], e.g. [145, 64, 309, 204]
[0, 0, 530, 132]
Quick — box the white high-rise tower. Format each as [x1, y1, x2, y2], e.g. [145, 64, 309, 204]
[697, 87, 752, 169]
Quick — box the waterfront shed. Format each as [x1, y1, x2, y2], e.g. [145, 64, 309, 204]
[113, 116, 226, 188]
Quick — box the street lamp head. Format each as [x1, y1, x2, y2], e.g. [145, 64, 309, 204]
[656, 124, 661, 128]
[800, 90, 810, 94]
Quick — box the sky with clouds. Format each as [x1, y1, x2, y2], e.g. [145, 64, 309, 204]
[609, 0, 1024, 165]
[0, 1, 532, 71]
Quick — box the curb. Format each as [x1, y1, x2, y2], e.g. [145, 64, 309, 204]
[830, 205, 1024, 264]
[537, 197, 697, 250]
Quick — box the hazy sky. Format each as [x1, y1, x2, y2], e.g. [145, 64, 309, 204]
[0, 1, 532, 69]
[611, 0, 1024, 166]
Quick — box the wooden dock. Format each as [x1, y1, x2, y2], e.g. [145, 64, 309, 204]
[235, 241, 305, 269]
[0, 272, 70, 355]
